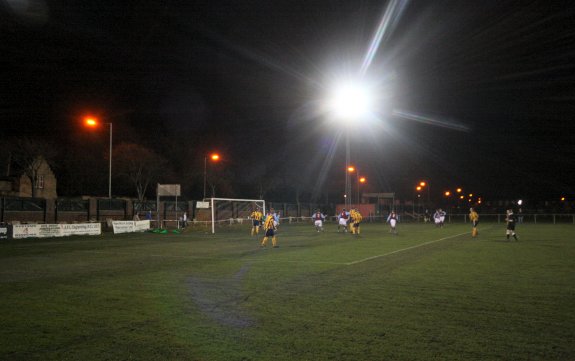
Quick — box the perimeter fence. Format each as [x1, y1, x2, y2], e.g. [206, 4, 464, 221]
[1, 196, 574, 228]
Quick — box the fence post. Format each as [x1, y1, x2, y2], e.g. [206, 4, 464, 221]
[534, 214, 537, 224]
[90, 198, 99, 221]
[45, 199, 56, 223]
[553, 214, 556, 224]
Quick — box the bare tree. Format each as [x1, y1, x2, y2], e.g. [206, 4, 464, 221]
[113, 143, 167, 201]
[9, 137, 57, 198]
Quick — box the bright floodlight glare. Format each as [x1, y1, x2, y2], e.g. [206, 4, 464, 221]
[329, 81, 372, 120]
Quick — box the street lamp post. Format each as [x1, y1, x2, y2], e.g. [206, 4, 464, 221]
[108, 122, 112, 199]
[203, 156, 207, 200]
[345, 136, 351, 210]
[346, 164, 354, 210]
[419, 181, 430, 209]
[326, 79, 373, 212]
[358, 176, 366, 207]
[203, 153, 220, 200]
[84, 117, 112, 198]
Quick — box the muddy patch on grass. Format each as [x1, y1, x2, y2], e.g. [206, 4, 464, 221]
[188, 264, 254, 328]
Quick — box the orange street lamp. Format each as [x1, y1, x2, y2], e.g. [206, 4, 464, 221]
[345, 165, 356, 209]
[445, 191, 451, 197]
[356, 176, 366, 207]
[85, 117, 98, 128]
[416, 186, 422, 191]
[561, 197, 566, 201]
[460, 195, 464, 200]
[418, 180, 430, 205]
[456, 188, 462, 193]
[84, 116, 112, 198]
[204, 153, 221, 199]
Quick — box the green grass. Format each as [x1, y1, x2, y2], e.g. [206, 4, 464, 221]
[0, 222, 574, 360]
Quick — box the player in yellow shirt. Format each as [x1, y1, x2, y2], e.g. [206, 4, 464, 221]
[261, 212, 278, 248]
[250, 208, 263, 236]
[349, 209, 363, 235]
[469, 208, 479, 238]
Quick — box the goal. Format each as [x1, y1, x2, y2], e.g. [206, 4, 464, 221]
[207, 198, 266, 234]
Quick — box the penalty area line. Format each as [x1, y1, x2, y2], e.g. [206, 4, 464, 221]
[346, 231, 470, 266]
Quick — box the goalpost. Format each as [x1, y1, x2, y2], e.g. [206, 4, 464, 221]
[207, 198, 266, 234]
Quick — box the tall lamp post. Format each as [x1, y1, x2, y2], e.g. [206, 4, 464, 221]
[419, 181, 430, 208]
[358, 176, 366, 207]
[203, 153, 220, 200]
[327, 80, 373, 211]
[84, 117, 112, 199]
[349, 165, 367, 208]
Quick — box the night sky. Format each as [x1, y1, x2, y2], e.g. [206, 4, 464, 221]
[1, 0, 574, 203]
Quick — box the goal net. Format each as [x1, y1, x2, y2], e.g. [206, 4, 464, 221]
[204, 198, 266, 234]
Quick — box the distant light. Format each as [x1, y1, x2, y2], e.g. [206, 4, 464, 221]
[469, 193, 473, 197]
[478, 200, 482, 204]
[359, 177, 366, 183]
[468, 198, 472, 202]
[518, 199, 523, 206]
[456, 188, 462, 193]
[419, 181, 426, 187]
[210, 154, 220, 161]
[347, 166, 355, 173]
[460, 195, 464, 199]
[561, 197, 565, 201]
[416, 186, 422, 191]
[444, 191, 451, 197]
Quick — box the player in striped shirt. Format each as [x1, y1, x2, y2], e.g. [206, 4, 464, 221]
[350, 208, 363, 235]
[250, 208, 263, 236]
[261, 212, 279, 248]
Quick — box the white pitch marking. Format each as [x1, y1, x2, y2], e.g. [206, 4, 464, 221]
[346, 231, 469, 266]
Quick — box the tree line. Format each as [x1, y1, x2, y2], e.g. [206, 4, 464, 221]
[0, 134, 331, 204]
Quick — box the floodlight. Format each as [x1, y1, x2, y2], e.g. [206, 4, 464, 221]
[517, 199, 523, 206]
[328, 80, 373, 120]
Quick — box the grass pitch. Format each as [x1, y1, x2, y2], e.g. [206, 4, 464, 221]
[0, 222, 574, 360]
